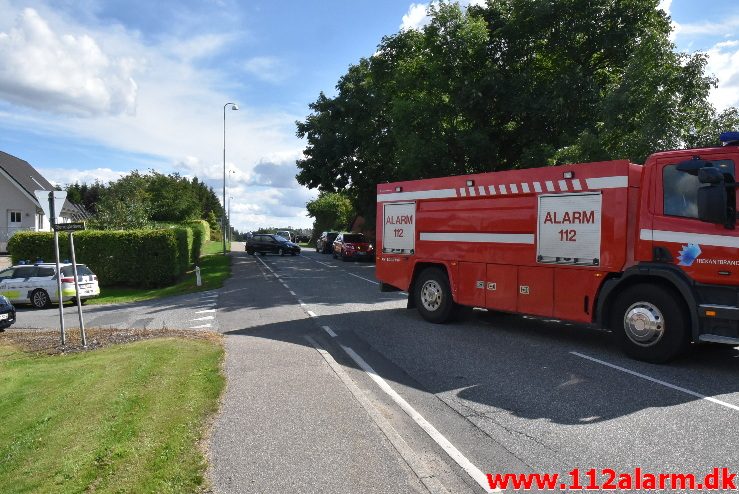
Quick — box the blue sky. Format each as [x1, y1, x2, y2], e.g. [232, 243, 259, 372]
[0, 0, 738, 231]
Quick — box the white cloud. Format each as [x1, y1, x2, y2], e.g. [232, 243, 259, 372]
[401, 3, 430, 31]
[672, 16, 739, 38]
[0, 8, 137, 116]
[706, 40, 739, 111]
[243, 56, 292, 83]
[38, 166, 126, 186]
[657, 0, 672, 15]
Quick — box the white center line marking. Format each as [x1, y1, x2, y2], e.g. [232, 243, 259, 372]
[322, 325, 337, 337]
[191, 316, 214, 321]
[289, 290, 296, 296]
[195, 309, 216, 314]
[194, 303, 217, 309]
[300, 255, 337, 268]
[340, 344, 497, 493]
[348, 272, 379, 285]
[571, 352, 739, 412]
[189, 324, 212, 329]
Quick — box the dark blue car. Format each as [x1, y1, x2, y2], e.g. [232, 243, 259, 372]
[0, 295, 16, 331]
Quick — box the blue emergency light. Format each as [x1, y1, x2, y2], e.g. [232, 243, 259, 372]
[719, 131, 739, 145]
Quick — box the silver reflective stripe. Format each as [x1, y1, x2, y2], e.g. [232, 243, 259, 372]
[377, 188, 458, 202]
[586, 176, 628, 189]
[420, 232, 535, 244]
[640, 229, 739, 248]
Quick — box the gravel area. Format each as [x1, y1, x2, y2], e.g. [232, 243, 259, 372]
[0, 327, 222, 355]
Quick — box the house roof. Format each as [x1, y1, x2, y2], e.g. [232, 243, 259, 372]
[0, 150, 76, 214]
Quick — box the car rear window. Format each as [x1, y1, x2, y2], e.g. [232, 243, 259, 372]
[343, 234, 365, 243]
[60, 265, 94, 277]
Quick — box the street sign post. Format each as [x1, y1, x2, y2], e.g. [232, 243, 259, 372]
[46, 191, 66, 345]
[35, 191, 87, 347]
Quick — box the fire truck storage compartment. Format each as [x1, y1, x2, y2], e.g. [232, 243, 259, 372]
[517, 267, 554, 317]
[457, 262, 487, 308]
[485, 264, 517, 312]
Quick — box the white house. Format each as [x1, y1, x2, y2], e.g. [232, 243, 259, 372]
[0, 150, 82, 252]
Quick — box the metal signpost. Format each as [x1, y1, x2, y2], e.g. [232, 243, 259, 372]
[34, 190, 88, 347]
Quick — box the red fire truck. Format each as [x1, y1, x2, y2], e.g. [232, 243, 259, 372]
[376, 132, 739, 362]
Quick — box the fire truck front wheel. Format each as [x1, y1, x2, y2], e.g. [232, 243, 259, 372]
[414, 268, 457, 324]
[611, 284, 689, 363]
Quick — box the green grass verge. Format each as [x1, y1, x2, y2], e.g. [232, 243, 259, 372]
[88, 248, 231, 305]
[0, 337, 224, 494]
[202, 240, 230, 256]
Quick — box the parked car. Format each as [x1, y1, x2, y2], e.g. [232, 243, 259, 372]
[275, 230, 293, 242]
[246, 234, 301, 256]
[316, 231, 339, 253]
[332, 233, 375, 261]
[0, 295, 16, 331]
[0, 263, 100, 309]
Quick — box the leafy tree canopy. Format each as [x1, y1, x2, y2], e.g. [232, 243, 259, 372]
[296, 0, 739, 226]
[67, 171, 225, 230]
[305, 192, 355, 242]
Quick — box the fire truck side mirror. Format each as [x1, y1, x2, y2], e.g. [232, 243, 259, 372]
[697, 184, 730, 225]
[697, 167, 724, 185]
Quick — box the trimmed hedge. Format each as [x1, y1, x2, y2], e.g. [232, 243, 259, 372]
[8, 229, 192, 287]
[186, 220, 209, 261]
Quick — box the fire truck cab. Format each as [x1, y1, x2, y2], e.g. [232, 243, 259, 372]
[376, 132, 739, 362]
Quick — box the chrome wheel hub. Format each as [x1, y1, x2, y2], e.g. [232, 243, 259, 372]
[623, 301, 664, 347]
[420, 280, 442, 312]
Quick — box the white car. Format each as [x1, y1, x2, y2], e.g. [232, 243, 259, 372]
[0, 263, 101, 309]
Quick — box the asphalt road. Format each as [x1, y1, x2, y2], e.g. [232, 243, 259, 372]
[13, 245, 737, 492]
[212, 249, 739, 493]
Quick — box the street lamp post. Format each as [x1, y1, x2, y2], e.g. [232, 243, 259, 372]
[227, 169, 236, 243]
[223, 102, 239, 254]
[228, 196, 233, 242]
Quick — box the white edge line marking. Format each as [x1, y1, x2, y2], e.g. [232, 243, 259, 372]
[420, 232, 534, 244]
[340, 343, 496, 493]
[321, 325, 337, 338]
[189, 324, 212, 329]
[195, 309, 216, 314]
[571, 352, 739, 412]
[306, 336, 459, 494]
[348, 272, 379, 285]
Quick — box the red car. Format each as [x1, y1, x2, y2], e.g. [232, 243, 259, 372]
[332, 233, 375, 261]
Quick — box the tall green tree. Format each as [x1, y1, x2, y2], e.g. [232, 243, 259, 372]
[306, 192, 355, 242]
[296, 0, 736, 228]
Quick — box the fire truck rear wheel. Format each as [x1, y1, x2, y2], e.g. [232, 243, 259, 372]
[415, 267, 456, 324]
[611, 284, 689, 363]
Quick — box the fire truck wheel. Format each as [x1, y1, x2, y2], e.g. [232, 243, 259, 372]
[611, 284, 689, 363]
[415, 268, 456, 324]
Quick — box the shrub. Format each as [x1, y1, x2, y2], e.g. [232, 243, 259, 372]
[8, 229, 188, 287]
[172, 226, 193, 274]
[185, 220, 209, 261]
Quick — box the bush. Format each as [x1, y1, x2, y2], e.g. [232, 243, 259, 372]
[185, 220, 209, 261]
[172, 227, 193, 274]
[8, 230, 188, 287]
